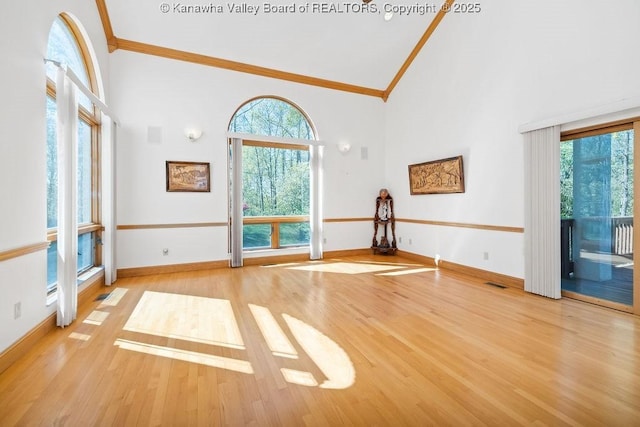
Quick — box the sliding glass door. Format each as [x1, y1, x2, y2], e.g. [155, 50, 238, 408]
[560, 124, 635, 310]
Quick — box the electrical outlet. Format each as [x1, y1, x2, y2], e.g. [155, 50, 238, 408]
[483, 252, 489, 261]
[399, 237, 402, 243]
[409, 238, 412, 245]
[323, 238, 327, 244]
[14, 302, 21, 319]
[162, 248, 169, 256]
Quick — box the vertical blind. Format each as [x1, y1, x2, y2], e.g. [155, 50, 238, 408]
[523, 125, 561, 298]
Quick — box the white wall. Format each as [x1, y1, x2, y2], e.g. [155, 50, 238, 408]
[385, 0, 640, 278]
[109, 51, 387, 268]
[0, 1, 110, 352]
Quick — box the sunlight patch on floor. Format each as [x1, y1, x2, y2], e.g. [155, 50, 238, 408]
[378, 267, 437, 276]
[288, 262, 403, 274]
[260, 262, 305, 268]
[98, 287, 129, 308]
[83, 310, 110, 326]
[281, 368, 318, 387]
[69, 332, 91, 341]
[249, 304, 298, 359]
[123, 291, 245, 349]
[283, 313, 355, 389]
[115, 291, 355, 389]
[114, 339, 254, 374]
[351, 260, 424, 267]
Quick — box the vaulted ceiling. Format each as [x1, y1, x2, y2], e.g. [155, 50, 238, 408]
[97, 0, 453, 100]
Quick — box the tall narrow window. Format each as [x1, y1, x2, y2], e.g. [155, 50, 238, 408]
[45, 14, 101, 294]
[229, 97, 316, 251]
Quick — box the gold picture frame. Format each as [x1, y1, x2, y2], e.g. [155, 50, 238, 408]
[408, 155, 465, 195]
[166, 161, 211, 192]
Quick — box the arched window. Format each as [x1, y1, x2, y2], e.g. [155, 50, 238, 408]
[229, 97, 315, 140]
[45, 14, 101, 294]
[228, 97, 319, 254]
[45, 17, 94, 108]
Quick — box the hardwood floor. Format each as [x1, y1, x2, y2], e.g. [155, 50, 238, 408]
[1, 255, 639, 426]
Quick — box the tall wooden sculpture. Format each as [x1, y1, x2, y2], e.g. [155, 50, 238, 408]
[372, 188, 397, 254]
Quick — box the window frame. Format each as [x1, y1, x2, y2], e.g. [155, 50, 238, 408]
[241, 141, 311, 250]
[228, 96, 317, 254]
[560, 117, 640, 313]
[45, 14, 102, 294]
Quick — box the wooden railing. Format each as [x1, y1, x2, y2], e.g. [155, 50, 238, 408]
[561, 216, 633, 279]
[243, 216, 309, 249]
[612, 216, 633, 255]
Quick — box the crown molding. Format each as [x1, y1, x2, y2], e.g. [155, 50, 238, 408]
[95, 0, 454, 100]
[115, 38, 386, 99]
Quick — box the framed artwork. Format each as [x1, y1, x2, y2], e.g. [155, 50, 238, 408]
[166, 161, 211, 192]
[408, 155, 465, 195]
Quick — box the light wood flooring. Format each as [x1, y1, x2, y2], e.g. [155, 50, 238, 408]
[1, 255, 639, 426]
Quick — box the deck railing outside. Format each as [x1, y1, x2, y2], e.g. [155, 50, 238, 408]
[560, 216, 633, 279]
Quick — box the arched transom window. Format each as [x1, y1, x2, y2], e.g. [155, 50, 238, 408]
[229, 97, 315, 140]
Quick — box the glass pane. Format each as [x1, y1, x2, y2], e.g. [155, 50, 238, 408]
[47, 232, 95, 293]
[46, 96, 58, 229]
[230, 98, 314, 139]
[280, 222, 310, 247]
[78, 119, 92, 224]
[242, 146, 310, 217]
[243, 224, 271, 249]
[77, 232, 94, 273]
[47, 241, 57, 293]
[560, 129, 634, 305]
[47, 110, 93, 227]
[46, 17, 92, 109]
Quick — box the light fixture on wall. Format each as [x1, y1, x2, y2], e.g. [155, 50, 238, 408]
[337, 141, 352, 154]
[184, 128, 203, 142]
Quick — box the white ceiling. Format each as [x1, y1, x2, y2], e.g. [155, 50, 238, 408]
[105, 0, 441, 89]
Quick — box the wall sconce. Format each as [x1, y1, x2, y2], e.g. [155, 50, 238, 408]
[184, 128, 203, 142]
[337, 142, 351, 154]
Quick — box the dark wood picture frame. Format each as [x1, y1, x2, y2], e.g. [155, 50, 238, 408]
[408, 155, 465, 195]
[166, 161, 211, 192]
